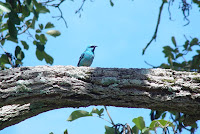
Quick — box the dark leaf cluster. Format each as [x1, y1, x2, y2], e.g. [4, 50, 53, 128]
[0, 0, 62, 69]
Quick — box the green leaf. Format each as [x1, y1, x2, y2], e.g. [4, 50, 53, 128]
[7, 20, 18, 39]
[36, 49, 44, 61]
[1, 39, 5, 46]
[110, 0, 114, 7]
[132, 125, 139, 134]
[162, 46, 175, 60]
[91, 108, 104, 117]
[67, 110, 92, 121]
[149, 119, 174, 130]
[105, 126, 118, 134]
[46, 30, 61, 37]
[44, 52, 53, 65]
[36, 42, 45, 51]
[36, 5, 50, 13]
[39, 24, 43, 30]
[39, 34, 47, 45]
[45, 22, 54, 29]
[171, 36, 176, 47]
[8, 11, 21, 25]
[15, 46, 25, 61]
[64, 129, 68, 134]
[0, 2, 11, 13]
[132, 116, 145, 131]
[21, 40, 29, 50]
[22, 5, 30, 17]
[141, 127, 150, 134]
[0, 54, 10, 64]
[176, 53, 183, 59]
[33, 7, 39, 20]
[35, 34, 40, 40]
[161, 112, 166, 119]
[190, 38, 199, 46]
[31, 17, 36, 29]
[183, 40, 189, 50]
[36, 29, 41, 33]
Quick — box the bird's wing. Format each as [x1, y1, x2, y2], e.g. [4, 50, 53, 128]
[77, 53, 85, 67]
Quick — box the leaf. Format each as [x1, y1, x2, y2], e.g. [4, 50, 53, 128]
[132, 125, 139, 134]
[39, 34, 47, 45]
[36, 42, 45, 51]
[0, 2, 11, 13]
[149, 119, 174, 130]
[162, 46, 175, 60]
[44, 52, 53, 65]
[183, 40, 189, 50]
[8, 10, 21, 25]
[35, 34, 40, 40]
[176, 53, 183, 59]
[105, 126, 118, 134]
[64, 129, 68, 134]
[36, 5, 50, 13]
[36, 29, 41, 33]
[30, 17, 36, 29]
[91, 108, 104, 117]
[141, 127, 150, 134]
[171, 36, 177, 47]
[110, 0, 114, 7]
[132, 116, 146, 131]
[190, 38, 199, 46]
[7, 20, 18, 39]
[33, 7, 39, 20]
[21, 40, 29, 50]
[45, 22, 54, 29]
[1, 39, 5, 46]
[39, 24, 43, 30]
[161, 112, 166, 119]
[0, 54, 10, 64]
[36, 49, 44, 61]
[67, 110, 92, 121]
[22, 5, 30, 17]
[46, 30, 61, 37]
[33, 0, 50, 13]
[15, 46, 24, 61]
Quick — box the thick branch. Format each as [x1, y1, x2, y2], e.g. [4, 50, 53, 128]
[0, 66, 200, 129]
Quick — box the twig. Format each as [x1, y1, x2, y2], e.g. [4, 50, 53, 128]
[49, 0, 68, 28]
[144, 60, 158, 68]
[104, 106, 115, 126]
[75, 0, 86, 14]
[142, 1, 166, 55]
[93, 115, 113, 124]
[52, 6, 68, 28]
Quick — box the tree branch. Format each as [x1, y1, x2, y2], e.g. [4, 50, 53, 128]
[142, 1, 166, 55]
[0, 66, 200, 130]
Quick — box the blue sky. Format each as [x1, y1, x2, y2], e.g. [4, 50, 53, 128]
[1, 0, 200, 133]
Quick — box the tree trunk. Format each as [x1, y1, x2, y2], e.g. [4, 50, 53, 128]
[0, 66, 200, 130]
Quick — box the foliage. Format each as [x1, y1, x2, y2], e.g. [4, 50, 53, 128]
[0, 0, 61, 69]
[160, 36, 200, 72]
[66, 107, 175, 134]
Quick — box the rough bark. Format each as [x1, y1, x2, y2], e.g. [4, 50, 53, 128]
[0, 65, 200, 130]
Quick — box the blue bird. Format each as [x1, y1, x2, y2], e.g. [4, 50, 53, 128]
[77, 45, 97, 67]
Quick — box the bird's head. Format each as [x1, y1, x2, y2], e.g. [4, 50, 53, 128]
[86, 45, 97, 53]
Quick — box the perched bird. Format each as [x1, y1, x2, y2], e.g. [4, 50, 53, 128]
[77, 45, 97, 67]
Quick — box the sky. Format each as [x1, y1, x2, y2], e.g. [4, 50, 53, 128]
[1, 0, 200, 133]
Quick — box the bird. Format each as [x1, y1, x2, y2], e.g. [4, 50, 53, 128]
[77, 45, 97, 67]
